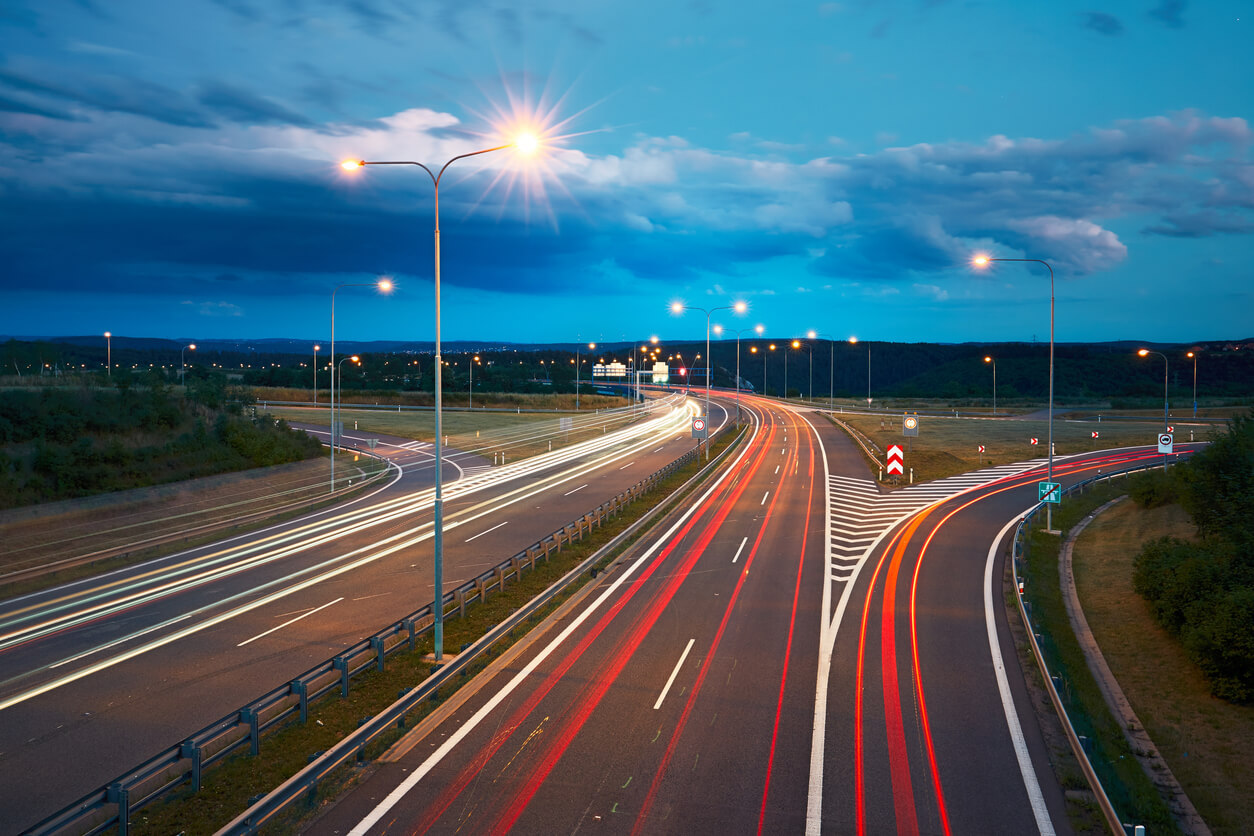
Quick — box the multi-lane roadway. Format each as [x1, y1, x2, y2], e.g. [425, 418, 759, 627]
[310, 395, 1191, 835]
[0, 394, 707, 832]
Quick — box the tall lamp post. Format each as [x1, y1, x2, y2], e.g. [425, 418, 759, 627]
[335, 355, 360, 452]
[974, 254, 1056, 529]
[469, 354, 480, 409]
[576, 341, 595, 410]
[985, 355, 996, 415]
[330, 279, 392, 495]
[1186, 351, 1198, 417]
[180, 343, 196, 385]
[807, 330, 837, 413]
[721, 323, 763, 422]
[341, 132, 539, 661]
[672, 301, 746, 457]
[1137, 349, 1170, 432]
[313, 344, 321, 405]
[751, 343, 776, 397]
[792, 338, 814, 401]
[104, 332, 112, 378]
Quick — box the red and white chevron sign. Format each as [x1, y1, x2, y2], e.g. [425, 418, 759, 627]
[886, 444, 904, 475]
[978, 445, 986, 453]
[1030, 438, 1038, 445]
[1092, 431, 1100, 438]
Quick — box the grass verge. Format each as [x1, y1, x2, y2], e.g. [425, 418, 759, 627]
[828, 412, 1202, 484]
[124, 433, 738, 836]
[1019, 480, 1181, 834]
[1074, 500, 1254, 835]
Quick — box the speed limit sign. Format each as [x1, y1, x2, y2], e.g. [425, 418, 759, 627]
[692, 417, 708, 439]
[1158, 433, 1174, 453]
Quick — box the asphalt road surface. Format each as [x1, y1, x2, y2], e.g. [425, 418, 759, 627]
[311, 396, 1198, 835]
[0, 394, 715, 832]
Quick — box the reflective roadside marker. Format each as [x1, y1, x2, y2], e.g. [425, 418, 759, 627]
[1030, 437, 1038, 445]
[978, 445, 985, 453]
[1091, 431, 1099, 439]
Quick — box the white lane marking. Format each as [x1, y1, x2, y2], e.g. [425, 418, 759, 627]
[618, 461, 635, 470]
[654, 638, 696, 710]
[564, 484, 588, 496]
[352, 592, 391, 602]
[464, 521, 509, 543]
[775, 465, 780, 474]
[237, 598, 343, 647]
[50, 614, 192, 669]
[732, 536, 748, 564]
[781, 447, 786, 454]
[986, 514, 1057, 835]
[761, 491, 770, 505]
[653, 446, 665, 453]
[343, 411, 760, 836]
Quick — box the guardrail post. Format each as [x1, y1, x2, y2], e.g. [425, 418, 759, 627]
[455, 589, 466, 619]
[291, 679, 308, 724]
[402, 617, 416, 650]
[371, 635, 386, 672]
[241, 707, 260, 756]
[333, 655, 349, 698]
[107, 782, 130, 836]
[181, 740, 202, 792]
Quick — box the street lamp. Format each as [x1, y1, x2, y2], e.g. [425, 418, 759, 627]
[973, 254, 1056, 529]
[343, 134, 540, 661]
[808, 330, 838, 413]
[104, 332, 112, 378]
[180, 343, 196, 384]
[672, 300, 746, 457]
[847, 336, 869, 407]
[1137, 349, 1170, 433]
[576, 342, 595, 410]
[330, 278, 393, 495]
[313, 344, 321, 405]
[721, 324, 763, 422]
[792, 338, 815, 401]
[1186, 351, 1199, 417]
[985, 355, 996, 415]
[469, 354, 480, 409]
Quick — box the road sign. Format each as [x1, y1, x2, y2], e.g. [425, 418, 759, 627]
[1158, 432, 1173, 453]
[978, 445, 985, 453]
[1091, 431, 1099, 439]
[1029, 437, 1038, 445]
[691, 416, 708, 439]
[1039, 481, 1062, 504]
[886, 444, 904, 476]
[902, 414, 919, 437]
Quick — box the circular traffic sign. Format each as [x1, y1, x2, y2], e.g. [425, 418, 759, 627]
[1159, 433, 1172, 446]
[693, 418, 706, 432]
[903, 416, 918, 430]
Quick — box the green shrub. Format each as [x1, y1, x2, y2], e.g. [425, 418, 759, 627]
[1127, 468, 1178, 508]
[1182, 586, 1254, 702]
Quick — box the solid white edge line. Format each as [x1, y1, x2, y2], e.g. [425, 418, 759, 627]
[986, 514, 1057, 835]
[464, 521, 508, 543]
[731, 536, 748, 564]
[344, 407, 760, 836]
[653, 638, 696, 710]
[237, 597, 343, 647]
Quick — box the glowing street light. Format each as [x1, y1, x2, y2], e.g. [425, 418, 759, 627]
[330, 278, 393, 495]
[469, 354, 480, 409]
[671, 300, 746, 458]
[104, 332, 111, 378]
[180, 343, 196, 384]
[1137, 348, 1170, 433]
[973, 254, 1057, 529]
[342, 131, 545, 661]
[985, 355, 996, 415]
[808, 330, 839, 413]
[313, 344, 321, 405]
[576, 341, 595, 410]
[1186, 350, 1199, 417]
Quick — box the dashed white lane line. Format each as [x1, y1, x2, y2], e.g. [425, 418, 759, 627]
[761, 491, 770, 505]
[564, 484, 588, 496]
[238, 598, 342, 647]
[653, 446, 665, 453]
[654, 638, 696, 710]
[618, 461, 635, 470]
[775, 465, 780, 474]
[732, 536, 748, 564]
[465, 521, 509, 543]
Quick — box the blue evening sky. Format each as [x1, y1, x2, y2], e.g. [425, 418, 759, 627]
[0, 0, 1250, 345]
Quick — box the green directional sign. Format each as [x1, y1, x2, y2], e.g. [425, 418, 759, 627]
[1038, 481, 1062, 504]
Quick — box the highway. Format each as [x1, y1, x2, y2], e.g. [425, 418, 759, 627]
[310, 395, 1195, 835]
[0, 394, 708, 832]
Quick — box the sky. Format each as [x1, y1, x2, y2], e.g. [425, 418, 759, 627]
[0, 0, 1251, 346]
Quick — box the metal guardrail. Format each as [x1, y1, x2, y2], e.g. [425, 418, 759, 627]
[1010, 461, 1163, 836]
[26, 425, 739, 836]
[824, 414, 884, 468]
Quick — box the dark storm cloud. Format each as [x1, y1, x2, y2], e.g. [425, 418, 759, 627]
[1083, 12, 1124, 35]
[0, 68, 211, 127]
[1149, 0, 1187, 29]
[196, 81, 314, 127]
